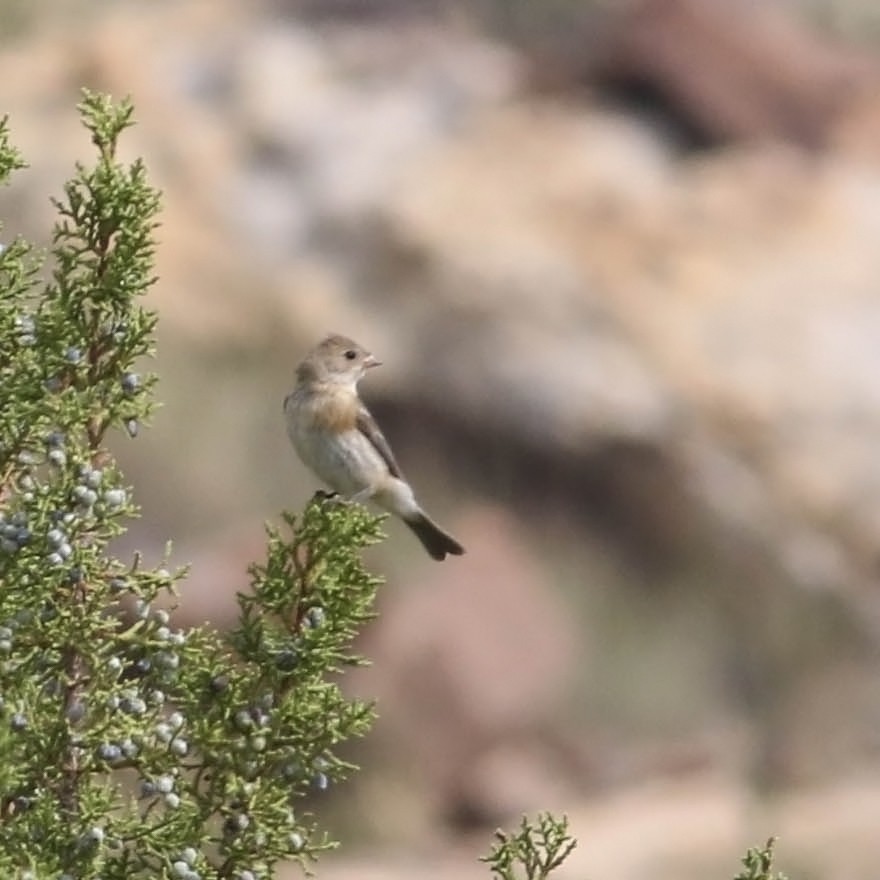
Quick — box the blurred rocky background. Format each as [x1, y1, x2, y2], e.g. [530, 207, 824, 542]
[4, 0, 880, 876]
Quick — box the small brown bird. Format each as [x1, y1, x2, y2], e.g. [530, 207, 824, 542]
[284, 334, 464, 561]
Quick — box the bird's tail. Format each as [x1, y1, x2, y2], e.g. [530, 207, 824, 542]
[404, 512, 465, 561]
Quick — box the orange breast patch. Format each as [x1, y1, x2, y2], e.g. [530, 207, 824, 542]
[309, 389, 360, 433]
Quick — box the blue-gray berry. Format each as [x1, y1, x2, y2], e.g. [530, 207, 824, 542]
[47, 528, 65, 547]
[275, 649, 298, 671]
[84, 826, 104, 845]
[155, 722, 173, 743]
[227, 813, 250, 833]
[98, 743, 122, 762]
[180, 847, 198, 865]
[120, 696, 146, 715]
[66, 701, 86, 723]
[72, 485, 97, 507]
[104, 488, 126, 508]
[156, 775, 175, 794]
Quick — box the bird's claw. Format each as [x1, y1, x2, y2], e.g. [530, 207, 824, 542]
[312, 489, 340, 503]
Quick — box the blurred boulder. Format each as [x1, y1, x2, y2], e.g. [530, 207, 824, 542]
[353, 505, 582, 824]
[534, 0, 880, 149]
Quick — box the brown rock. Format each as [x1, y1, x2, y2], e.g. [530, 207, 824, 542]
[582, 0, 878, 147]
[353, 505, 582, 821]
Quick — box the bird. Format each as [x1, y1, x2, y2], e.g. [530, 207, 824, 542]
[284, 334, 465, 561]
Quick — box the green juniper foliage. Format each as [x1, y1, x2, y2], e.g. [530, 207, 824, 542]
[481, 815, 788, 880]
[481, 813, 577, 880]
[733, 838, 787, 880]
[0, 93, 382, 879]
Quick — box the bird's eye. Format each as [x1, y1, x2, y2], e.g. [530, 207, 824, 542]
[344, 349, 357, 361]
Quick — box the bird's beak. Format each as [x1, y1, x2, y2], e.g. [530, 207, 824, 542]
[364, 354, 382, 369]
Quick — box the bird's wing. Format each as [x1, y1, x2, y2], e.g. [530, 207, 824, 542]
[356, 404, 405, 480]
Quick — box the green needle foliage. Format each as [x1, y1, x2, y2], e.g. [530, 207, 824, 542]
[733, 838, 788, 880]
[0, 93, 382, 879]
[481, 814, 788, 880]
[481, 813, 577, 880]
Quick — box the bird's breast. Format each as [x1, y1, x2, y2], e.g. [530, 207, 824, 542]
[285, 386, 386, 494]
